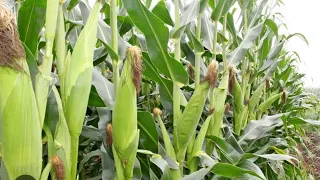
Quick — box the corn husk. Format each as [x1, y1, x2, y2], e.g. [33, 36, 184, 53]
[0, 5, 42, 179]
[112, 46, 142, 179]
[174, 61, 218, 163]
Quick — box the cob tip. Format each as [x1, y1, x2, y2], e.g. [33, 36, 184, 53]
[50, 155, 65, 180]
[0, 1, 25, 71]
[187, 63, 195, 80]
[127, 46, 142, 94]
[106, 123, 113, 146]
[202, 61, 218, 87]
[228, 66, 236, 93]
[265, 78, 271, 89]
[281, 89, 287, 104]
[209, 107, 215, 115]
[225, 103, 231, 114]
[153, 108, 162, 117]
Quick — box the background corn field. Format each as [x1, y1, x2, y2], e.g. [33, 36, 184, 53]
[0, 0, 319, 179]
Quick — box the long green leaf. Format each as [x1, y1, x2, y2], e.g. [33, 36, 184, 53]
[227, 22, 264, 66]
[122, 0, 188, 85]
[18, 0, 46, 56]
[211, 163, 266, 180]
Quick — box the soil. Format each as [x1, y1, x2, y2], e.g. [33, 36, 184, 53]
[300, 132, 320, 179]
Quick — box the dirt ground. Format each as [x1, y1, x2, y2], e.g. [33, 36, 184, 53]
[300, 132, 320, 179]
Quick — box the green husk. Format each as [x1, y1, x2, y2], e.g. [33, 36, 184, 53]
[175, 61, 218, 164]
[0, 5, 42, 179]
[0, 63, 42, 180]
[112, 46, 142, 179]
[232, 73, 243, 135]
[60, 2, 101, 179]
[206, 68, 229, 155]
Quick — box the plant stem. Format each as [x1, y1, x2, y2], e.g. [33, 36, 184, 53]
[173, 0, 181, 123]
[241, 9, 249, 102]
[35, 0, 59, 127]
[209, 21, 218, 108]
[222, 15, 227, 70]
[70, 136, 79, 180]
[111, 0, 119, 94]
[42, 0, 59, 75]
[207, 0, 219, 156]
[173, 0, 182, 178]
[187, 13, 203, 171]
[194, 13, 203, 89]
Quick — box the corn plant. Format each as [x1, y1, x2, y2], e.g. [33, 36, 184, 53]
[0, 0, 319, 179]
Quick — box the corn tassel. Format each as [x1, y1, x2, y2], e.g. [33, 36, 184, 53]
[0, 6, 42, 179]
[60, 2, 101, 179]
[112, 46, 142, 179]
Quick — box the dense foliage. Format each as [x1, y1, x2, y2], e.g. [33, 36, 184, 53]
[0, 0, 319, 179]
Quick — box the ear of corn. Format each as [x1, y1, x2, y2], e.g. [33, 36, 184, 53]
[50, 155, 65, 180]
[258, 92, 283, 113]
[0, 63, 42, 180]
[55, 2, 66, 79]
[174, 61, 218, 163]
[206, 68, 229, 154]
[59, 2, 101, 179]
[63, 1, 100, 136]
[240, 105, 249, 129]
[248, 82, 265, 119]
[232, 73, 243, 135]
[256, 91, 283, 120]
[0, 5, 42, 179]
[175, 81, 210, 161]
[112, 46, 142, 179]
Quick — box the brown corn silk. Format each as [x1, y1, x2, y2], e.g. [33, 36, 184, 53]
[128, 46, 142, 94]
[51, 156, 65, 180]
[0, 3, 25, 71]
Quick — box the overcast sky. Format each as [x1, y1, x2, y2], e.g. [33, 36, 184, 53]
[279, 0, 320, 88]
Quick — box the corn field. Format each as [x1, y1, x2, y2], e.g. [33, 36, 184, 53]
[0, 0, 318, 179]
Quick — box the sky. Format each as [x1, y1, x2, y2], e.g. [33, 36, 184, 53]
[278, 0, 320, 88]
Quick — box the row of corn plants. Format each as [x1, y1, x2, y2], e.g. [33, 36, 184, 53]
[0, 0, 318, 179]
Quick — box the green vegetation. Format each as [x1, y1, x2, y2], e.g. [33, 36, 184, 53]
[0, 0, 319, 179]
